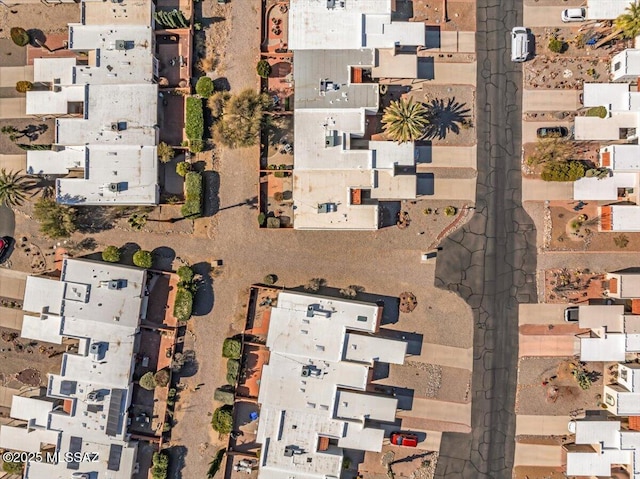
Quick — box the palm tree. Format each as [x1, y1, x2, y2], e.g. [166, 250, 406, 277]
[0, 169, 34, 207]
[381, 97, 429, 143]
[615, 2, 640, 39]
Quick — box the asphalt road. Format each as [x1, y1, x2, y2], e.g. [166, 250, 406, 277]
[433, 0, 537, 476]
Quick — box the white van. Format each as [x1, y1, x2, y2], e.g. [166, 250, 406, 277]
[511, 27, 530, 62]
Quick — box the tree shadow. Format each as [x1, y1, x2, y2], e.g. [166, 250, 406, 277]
[423, 97, 471, 140]
[218, 196, 258, 212]
[151, 246, 176, 271]
[192, 262, 214, 316]
[119, 242, 141, 266]
[202, 171, 220, 217]
[213, 77, 231, 92]
[166, 445, 187, 479]
[21, 123, 48, 142]
[27, 29, 47, 49]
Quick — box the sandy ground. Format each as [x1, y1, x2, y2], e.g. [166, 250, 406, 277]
[516, 357, 604, 416]
[0, 3, 79, 40]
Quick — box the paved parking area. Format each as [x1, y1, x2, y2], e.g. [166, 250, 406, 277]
[523, 5, 572, 27]
[519, 303, 570, 325]
[514, 443, 563, 467]
[522, 178, 574, 201]
[516, 415, 572, 436]
[522, 120, 572, 144]
[523, 90, 581, 112]
[518, 334, 578, 357]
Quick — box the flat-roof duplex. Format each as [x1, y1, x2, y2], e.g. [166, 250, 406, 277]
[256, 292, 407, 478]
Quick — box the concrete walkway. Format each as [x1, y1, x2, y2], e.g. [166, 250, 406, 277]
[0, 98, 28, 119]
[522, 178, 573, 201]
[0, 155, 27, 171]
[436, 32, 476, 53]
[0, 66, 34, 88]
[398, 398, 472, 427]
[411, 343, 473, 370]
[516, 415, 572, 436]
[523, 90, 581, 112]
[524, 4, 578, 27]
[420, 146, 477, 169]
[0, 269, 28, 300]
[513, 443, 563, 467]
[518, 334, 578, 357]
[431, 62, 477, 86]
[428, 177, 477, 201]
[519, 303, 570, 325]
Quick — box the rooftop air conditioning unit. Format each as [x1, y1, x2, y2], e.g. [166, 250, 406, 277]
[108, 183, 120, 193]
[115, 40, 126, 50]
[301, 366, 311, 377]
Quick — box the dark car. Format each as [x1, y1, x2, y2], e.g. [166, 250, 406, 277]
[564, 306, 579, 322]
[390, 432, 418, 447]
[537, 127, 569, 139]
[0, 237, 10, 262]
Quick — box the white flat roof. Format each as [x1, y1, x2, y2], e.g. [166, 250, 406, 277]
[27, 147, 85, 175]
[21, 313, 64, 344]
[580, 333, 626, 361]
[23, 276, 65, 316]
[33, 58, 76, 84]
[610, 205, 640, 232]
[612, 49, 640, 76]
[293, 170, 380, 229]
[617, 391, 640, 415]
[575, 419, 621, 448]
[56, 83, 157, 146]
[567, 449, 631, 476]
[587, 0, 633, 19]
[257, 291, 406, 478]
[573, 173, 637, 201]
[26, 85, 85, 115]
[56, 145, 158, 205]
[602, 145, 640, 171]
[583, 82, 630, 110]
[578, 304, 625, 331]
[574, 112, 639, 141]
[10, 396, 54, 428]
[69, 24, 155, 84]
[363, 15, 425, 48]
[0, 425, 60, 453]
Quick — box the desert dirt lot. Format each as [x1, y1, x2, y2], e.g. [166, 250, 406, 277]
[0, 3, 79, 40]
[516, 357, 604, 416]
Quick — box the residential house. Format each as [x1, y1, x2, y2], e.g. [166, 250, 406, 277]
[0, 258, 149, 479]
[24, 0, 160, 206]
[256, 291, 408, 478]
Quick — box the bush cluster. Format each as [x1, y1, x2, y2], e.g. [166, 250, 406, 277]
[541, 161, 586, 182]
[173, 286, 194, 321]
[185, 96, 204, 152]
[222, 338, 241, 359]
[195, 77, 215, 98]
[211, 406, 234, 434]
[151, 451, 169, 479]
[181, 171, 203, 218]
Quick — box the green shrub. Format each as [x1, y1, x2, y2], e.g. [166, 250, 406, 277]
[181, 171, 203, 218]
[211, 406, 234, 434]
[207, 449, 226, 479]
[154, 368, 170, 387]
[10, 27, 29, 47]
[222, 338, 241, 359]
[173, 286, 193, 321]
[444, 206, 457, 216]
[151, 451, 169, 479]
[541, 161, 586, 181]
[196, 76, 215, 97]
[214, 388, 235, 405]
[266, 217, 280, 228]
[186, 96, 204, 143]
[133, 250, 153, 269]
[140, 371, 157, 390]
[189, 139, 204, 153]
[258, 212, 266, 226]
[226, 359, 240, 385]
[15, 81, 32, 93]
[256, 60, 272, 78]
[548, 36, 566, 54]
[263, 274, 277, 285]
[177, 265, 195, 283]
[176, 161, 191, 177]
[102, 246, 121, 263]
[2, 461, 23, 474]
[586, 106, 607, 118]
[34, 198, 76, 239]
[158, 142, 175, 163]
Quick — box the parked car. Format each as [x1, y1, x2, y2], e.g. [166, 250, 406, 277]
[511, 27, 530, 63]
[0, 237, 10, 263]
[390, 432, 418, 447]
[564, 306, 579, 322]
[537, 126, 568, 139]
[561, 8, 586, 22]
